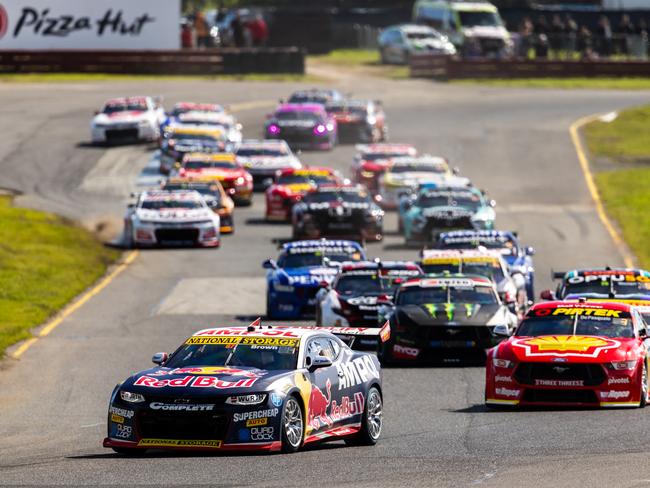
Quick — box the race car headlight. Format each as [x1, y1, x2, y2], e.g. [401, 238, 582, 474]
[225, 394, 267, 405]
[492, 358, 515, 369]
[235, 176, 246, 186]
[607, 360, 638, 371]
[120, 391, 145, 403]
[273, 283, 295, 293]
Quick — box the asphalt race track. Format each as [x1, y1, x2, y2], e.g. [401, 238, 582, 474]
[1, 74, 649, 487]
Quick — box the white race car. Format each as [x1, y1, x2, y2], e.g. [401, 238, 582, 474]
[378, 155, 468, 210]
[124, 190, 220, 248]
[174, 110, 243, 143]
[235, 139, 302, 191]
[91, 96, 165, 145]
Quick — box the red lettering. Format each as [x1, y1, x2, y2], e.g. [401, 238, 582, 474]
[168, 376, 193, 387]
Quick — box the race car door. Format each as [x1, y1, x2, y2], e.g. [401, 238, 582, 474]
[304, 336, 341, 433]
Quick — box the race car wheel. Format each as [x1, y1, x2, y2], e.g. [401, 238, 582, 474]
[640, 362, 648, 408]
[266, 293, 273, 319]
[281, 395, 304, 453]
[345, 387, 382, 446]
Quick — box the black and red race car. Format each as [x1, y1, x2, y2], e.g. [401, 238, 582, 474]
[104, 322, 388, 454]
[326, 100, 387, 144]
[486, 300, 649, 408]
[351, 143, 417, 194]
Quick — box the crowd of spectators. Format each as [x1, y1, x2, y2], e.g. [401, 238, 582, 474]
[515, 13, 649, 60]
[181, 9, 269, 49]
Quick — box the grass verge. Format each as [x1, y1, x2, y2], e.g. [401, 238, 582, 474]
[310, 49, 379, 66]
[0, 72, 321, 83]
[584, 104, 650, 268]
[0, 196, 119, 356]
[454, 77, 650, 90]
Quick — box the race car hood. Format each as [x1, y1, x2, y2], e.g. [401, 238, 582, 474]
[462, 25, 509, 41]
[93, 112, 147, 124]
[135, 207, 212, 223]
[238, 155, 299, 170]
[396, 302, 501, 326]
[122, 365, 294, 397]
[275, 266, 339, 287]
[498, 336, 640, 364]
[421, 206, 476, 219]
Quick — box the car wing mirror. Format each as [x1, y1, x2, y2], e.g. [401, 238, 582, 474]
[377, 298, 394, 307]
[525, 246, 535, 256]
[489, 199, 496, 208]
[263, 258, 278, 270]
[306, 355, 332, 371]
[493, 325, 511, 338]
[152, 352, 168, 365]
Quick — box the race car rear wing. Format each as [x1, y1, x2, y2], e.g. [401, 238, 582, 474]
[552, 271, 567, 280]
[274, 322, 391, 348]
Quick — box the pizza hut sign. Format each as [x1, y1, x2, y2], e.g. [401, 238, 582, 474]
[0, 0, 180, 50]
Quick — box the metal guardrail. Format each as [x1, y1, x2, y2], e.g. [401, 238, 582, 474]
[0, 48, 305, 75]
[410, 53, 650, 79]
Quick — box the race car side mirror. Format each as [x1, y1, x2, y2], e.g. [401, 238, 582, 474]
[93, 110, 100, 115]
[152, 352, 168, 365]
[452, 167, 460, 175]
[493, 325, 511, 337]
[127, 203, 135, 209]
[540, 289, 556, 301]
[306, 355, 332, 372]
[525, 246, 535, 256]
[639, 329, 648, 339]
[318, 281, 330, 289]
[489, 199, 496, 208]
[376, 298, 394, 307]
[263, 259, 278, 269]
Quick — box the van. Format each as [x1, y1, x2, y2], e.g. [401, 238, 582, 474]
[412, 0, 512, 57]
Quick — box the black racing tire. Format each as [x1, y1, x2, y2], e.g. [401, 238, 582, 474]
[640, 362, 648, 408]
[378, 342, 394, 367]
[281, 395, 304, 453]
[266, 293, 273, 320]
[345, 386, 383, 446]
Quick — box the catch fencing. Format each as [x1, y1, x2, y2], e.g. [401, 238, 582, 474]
[0, 48, 305, 75]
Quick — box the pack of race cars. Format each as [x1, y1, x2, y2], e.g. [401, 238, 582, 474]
[98, 89, 650, 457]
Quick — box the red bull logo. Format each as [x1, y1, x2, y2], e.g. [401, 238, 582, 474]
[0, 4, 7, 39]
[308, 379, 332, 429]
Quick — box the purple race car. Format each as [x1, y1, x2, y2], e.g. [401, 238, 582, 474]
[265, 103, 337, 151]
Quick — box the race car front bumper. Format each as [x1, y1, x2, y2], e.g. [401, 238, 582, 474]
[92, 122, 158, 144]
[485, 361, 643, 408]
[132, 221, 220, 248]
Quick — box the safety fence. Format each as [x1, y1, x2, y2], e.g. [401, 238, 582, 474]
[410, 53, 650, 80]
[0, 48, 305, 75]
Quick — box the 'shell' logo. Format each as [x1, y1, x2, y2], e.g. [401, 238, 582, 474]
[0, 4, 8, 40]
[512, 335, 620, 358]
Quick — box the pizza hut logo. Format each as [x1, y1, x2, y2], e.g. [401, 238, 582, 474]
[0, 4, 8, 40]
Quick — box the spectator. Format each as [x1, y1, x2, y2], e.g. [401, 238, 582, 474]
[534, 16, 549, 58]
[518, 16, 534, 58]
[618, 14, 636, 55]
[248, 14, 269, 47]
[577, 25, 592, 58]
[194, 11, 210, 49]
[231, 12, 246, 48]
[534, 15, 549, 36]
[564, 14, 578, 58]
[549, 15, 564, 55]
[181, 21, 194, 49]
[595, 15, 612, 57]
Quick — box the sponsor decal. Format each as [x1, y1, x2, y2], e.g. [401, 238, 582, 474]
[512, 335, 620, 358]
[194, 328, 299, 338]
[137, 439, 222, 449]
[495, 387, 520, 398]
[422, 278, 477, 288]
[115, 424, 132, 439]
[393, 344, 420, 359]
[608, 377, 630, 385]
[270, 392, 283, 408]
[109, 406, 134, 419]
[532, 307, 622, 318]
[251, 427, 274, 441]
[111, 413, 125, 424]
[134, 375, 258, 389]
[233, 408, 279, 423]
[307, 378, 365, 430]
[495, 375, 513, 383]
[599, 390, 630, 400]
[185, 336, 241, 345]
[246, 417, 268, 427]
[336, 356, 380, 390]
[569, 273, 650, 283]
[149, 402, 215, 411]
[347, 296, 378, 306]
[534, 379, 584, 387]
[185, 336, 299, 347]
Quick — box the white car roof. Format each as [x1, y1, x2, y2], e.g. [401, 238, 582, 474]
[141, 190, 204, 202]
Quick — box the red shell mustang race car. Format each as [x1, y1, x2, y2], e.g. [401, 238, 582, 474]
[352, 143, 417, 194]
[486, 301, 650, 408]
[265, 167, 343, 222]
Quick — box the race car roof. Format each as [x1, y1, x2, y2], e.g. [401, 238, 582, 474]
[105, 96, 149, 106]
[190, 326, 317, 340]
[174, 102, 224, 112]
[182, 152, 236, 162]
[438, 230, 518, 244]
[527, 300, 633, 314]
[356, 143, 416, 155]
[178, 112, 233, 123]
[389, 155, 449, 167]
[283, 239, 363, 252]
[141, 190, 203, 201]
[402, 274, 493, 288]
[341, 261, 422, 274]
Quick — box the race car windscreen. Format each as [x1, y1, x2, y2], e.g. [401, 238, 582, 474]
[397, 285, 497, 305]
[164, 340, 299, 371]
[164, 184, 222, 204]
[277, 174, 334, 185]
[141, 199, 203, 210]
[103, 102, 147, 113]
[279, 249, 363, 268]
[183, 160, 237, 170]
[289, 95, 329, 105]
[303, 190, 371, 204]
[275, 111, 322, 122]
[421, 261, 505, 282]
[458, 11, 503, 28]
[328, 104, 367, 115]
[169, 133, 220, 144]
[517, 310, 634, 338]
[406, 32, 437, 40]
[418, 192, 482, 211]
[439, 237, 517, 255]
[562, 278, 650, 298]
[237, 147, 287, 157]
[335, 274, 404, 295]
[390, 163, 445, 174]
[362, 152, 409, 161]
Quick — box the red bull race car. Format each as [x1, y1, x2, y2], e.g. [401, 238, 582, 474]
[486, 300, 650, 408]
[104, 322, 388, 454]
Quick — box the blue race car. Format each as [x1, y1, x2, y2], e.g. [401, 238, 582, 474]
[263, 240, 366, 319]
[400, 186, 495, 246]
[434, 230, 535, 299]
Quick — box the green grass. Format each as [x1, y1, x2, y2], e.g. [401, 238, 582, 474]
[310, 49, 380, 67]
[595, 169, 650, 269]
[454, 77, 650, 90]
[0, 196, 119, 355]
[584, 105, 650, 161]
[0, 72, 320, 83]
